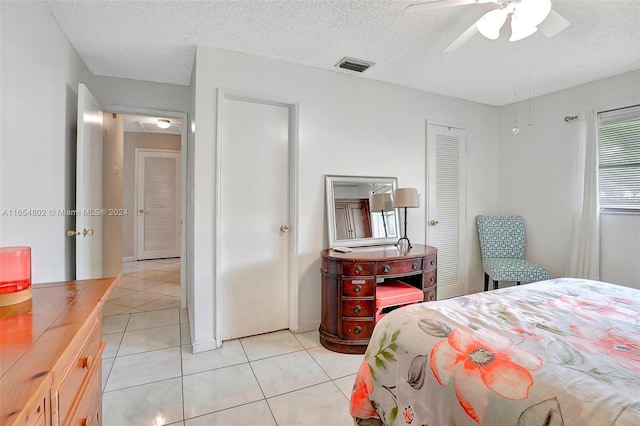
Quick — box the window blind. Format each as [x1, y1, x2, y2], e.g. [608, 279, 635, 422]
[598, 106, 640, 211]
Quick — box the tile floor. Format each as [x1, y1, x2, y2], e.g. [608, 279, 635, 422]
[102, 259, 361, 426]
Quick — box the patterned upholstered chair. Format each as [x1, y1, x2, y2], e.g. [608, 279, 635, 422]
[476, 215, 550, 291]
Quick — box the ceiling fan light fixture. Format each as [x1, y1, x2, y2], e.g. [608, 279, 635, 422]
[510, 19, 538, 42]
[157, 119, 171, 129]
[477, 8, 507, 40]
[516, 0, 552, 28]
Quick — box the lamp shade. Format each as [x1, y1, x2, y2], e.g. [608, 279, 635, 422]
[393, 188, 419, 208]
[370, 193, 393, 212]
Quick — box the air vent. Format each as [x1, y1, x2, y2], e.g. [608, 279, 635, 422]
[336, 57, 375, 73]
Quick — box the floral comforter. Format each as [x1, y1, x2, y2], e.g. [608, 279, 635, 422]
[350, 278, 640, 426]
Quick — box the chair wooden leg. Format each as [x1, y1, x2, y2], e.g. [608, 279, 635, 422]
[484, 273, 489, 292]
[493, 280, 498, 290]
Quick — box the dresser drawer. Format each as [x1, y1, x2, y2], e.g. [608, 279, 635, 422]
[55, 321, 102, 424]
[424, 285, 437, 302]
[343, 279, 374, 297]
[377, 259, 422, 275]
[342, 263, 375, 277]
[342, 320, 375, 339]
[424, 269, 437, 287]
[424, 255, 437, 270]
[66, 356, 102, 426]
[342, 300, 375, 317]
[21, 390, 48, 426]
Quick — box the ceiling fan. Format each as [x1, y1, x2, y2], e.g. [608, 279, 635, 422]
[406, 0, 570, 53]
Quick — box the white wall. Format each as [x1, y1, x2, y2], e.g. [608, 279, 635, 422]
[191, 47, 500, 345]
[0, 2, 192, 285]
[498, 71, 640, 289]
[90, 75, 191, 114]
[0, 1, 91, 282]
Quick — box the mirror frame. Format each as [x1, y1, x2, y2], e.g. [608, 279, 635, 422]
[325, 175, 400, 248]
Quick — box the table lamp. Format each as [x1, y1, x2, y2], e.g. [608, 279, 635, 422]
[393, 188, 419, 248]
[369, 193, 393, 237]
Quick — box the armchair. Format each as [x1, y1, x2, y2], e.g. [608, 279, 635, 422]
[476, 215, 550, 291]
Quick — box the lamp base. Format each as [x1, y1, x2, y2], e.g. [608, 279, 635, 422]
[395, 237, 412, 249]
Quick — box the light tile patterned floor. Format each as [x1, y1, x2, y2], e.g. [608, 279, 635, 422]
[102, 259, 359, 426]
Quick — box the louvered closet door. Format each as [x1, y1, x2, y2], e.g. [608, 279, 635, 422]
[426, 124, 467, 299]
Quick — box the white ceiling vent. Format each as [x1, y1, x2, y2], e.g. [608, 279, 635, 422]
[336, 57, 374, 73]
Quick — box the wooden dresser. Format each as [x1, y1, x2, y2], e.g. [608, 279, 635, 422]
[0, 278, 116, 426]
[320, 244, 437, 354]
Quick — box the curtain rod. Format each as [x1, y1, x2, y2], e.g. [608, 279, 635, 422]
[564, 104, 640, 123]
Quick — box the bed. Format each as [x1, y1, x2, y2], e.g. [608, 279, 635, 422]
[350, 278, 640, 426]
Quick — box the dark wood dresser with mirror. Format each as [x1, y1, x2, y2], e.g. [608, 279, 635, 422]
[320, 244, 437, 354]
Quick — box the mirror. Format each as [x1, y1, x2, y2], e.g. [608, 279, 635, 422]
[325, 175, 400, 248]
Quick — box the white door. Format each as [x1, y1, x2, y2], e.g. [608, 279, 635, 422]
[426, 123, 467, 299]
[220, 98, 290, 340]
[76, 84, 103, 279]
[136, 149, 181, 260]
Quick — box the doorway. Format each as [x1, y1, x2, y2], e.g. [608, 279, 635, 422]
[216, 91, 299, 342]
[105, 109, 188, 308]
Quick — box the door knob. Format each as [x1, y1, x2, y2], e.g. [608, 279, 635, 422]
[429, 220, 439, 226]
[280, 225, 289, 233]
[67, 228, 94, 237]
[139, 209, 144, 214]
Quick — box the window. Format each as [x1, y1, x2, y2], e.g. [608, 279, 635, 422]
[598, 106, 640, 212]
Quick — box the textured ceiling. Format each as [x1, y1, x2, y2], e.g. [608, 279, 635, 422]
[45, 0, 640, 106]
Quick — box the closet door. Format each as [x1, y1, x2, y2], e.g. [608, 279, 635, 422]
[426, 123, 467, 299]
[136, 149, 181, 260]
[220, 97, 291, 340]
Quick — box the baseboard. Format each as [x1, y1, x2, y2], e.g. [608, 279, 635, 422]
[190, 339, 218, 354]
[123, 256, 135, 262]
[294, 319, 320, 334]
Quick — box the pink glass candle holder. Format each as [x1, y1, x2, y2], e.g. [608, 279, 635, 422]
[0, 246, 32, 306]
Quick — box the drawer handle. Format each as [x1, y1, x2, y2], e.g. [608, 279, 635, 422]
[354, 285, 362, 293]
[429, 276, 435, 283]
[429, 293, 436, 301]
[354, 266, 362, 274]
[430, 259, 435, 266]
[354, 326, 362, 334]
[80, 418, 89, 426]
[353, 305, 362, 314]
[412, 262, 419, 270]
[383, 265, 390, 273]
[81, 355, 92, 370]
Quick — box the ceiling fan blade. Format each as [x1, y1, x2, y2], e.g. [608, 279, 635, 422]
[537, 9, 570, 38]
[405, 0, 492, 13]
[443, 21, 478, 53]
[477, 8, 508, 40]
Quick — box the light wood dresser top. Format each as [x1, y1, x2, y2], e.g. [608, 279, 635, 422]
[0, 278, 116, 425]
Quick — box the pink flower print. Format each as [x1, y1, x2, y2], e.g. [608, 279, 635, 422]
[569, 325, 640, 372]
[430, 327, 542, 423]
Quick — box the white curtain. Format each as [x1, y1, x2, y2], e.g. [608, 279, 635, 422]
[567, 110, 600, 279]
